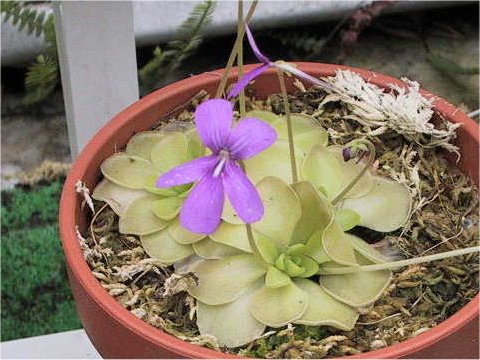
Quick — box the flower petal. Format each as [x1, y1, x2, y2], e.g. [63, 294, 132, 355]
[245, 24, 270, 64]
[228, 64, 270, 98]
[227, 118, 277, 160]
[180, 173, 225, 234]
[188, 254, 266, 305]
[195, 99, 233, 151]
[223, 161, 263, 224]
[156, 155, 218, 188]
[196, 280, 266, 348]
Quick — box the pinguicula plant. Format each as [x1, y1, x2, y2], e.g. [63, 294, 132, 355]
[90, 0, 480, 352]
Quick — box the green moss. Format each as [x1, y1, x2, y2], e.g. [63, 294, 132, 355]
[1, 182, 81, 341]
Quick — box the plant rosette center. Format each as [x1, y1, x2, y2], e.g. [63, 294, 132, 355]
[92, 101, 414, 348]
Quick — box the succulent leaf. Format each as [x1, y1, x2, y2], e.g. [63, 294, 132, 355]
[249, 282, 308, 327]
[336, 208, 361, 231]
[196, 281, 266, 348]
[92, 178, 145, 216]
[125, 131, 165, 160]
[193, 238, 245, 259]
[244, 140, 304, 184]
[140, 227, 194, 264]
[188, 255, 266, 306]
[150, 132, 190, 172]
[101, 153, 157, 189]
[252, 177, 302, 248]
[340, 176, 412, 232]
[304, 229, 331, 264]
[210, 222, 252, 253]
[167, 218, 205, 244]
[151, 197, 182, 221]
[291, 181, 333, 244]
[322, 219, 358, 266]
[320, 254, 392, 307]
[350, 235, 388, 263]
[255, 235, 280, 264]
[294, 279, 359, 329]
[265, 266, 291, 288]
[119, 196, 168, 235]
[244, 110, 282, 124]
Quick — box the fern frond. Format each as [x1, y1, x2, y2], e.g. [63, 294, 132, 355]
[139, 0, 216, 94]
[1, 1, 54, 37]
[23, 55, 58, 105]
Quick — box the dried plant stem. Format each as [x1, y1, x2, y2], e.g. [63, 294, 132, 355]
[215, 0, 258, 98]
[319, 246, 480, 275]
[277, 69, 298, 183]
[237, 0, 246, 116]
[331, 140, 376, 205]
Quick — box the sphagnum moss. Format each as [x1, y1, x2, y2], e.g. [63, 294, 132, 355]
[80, 86, 478, 358]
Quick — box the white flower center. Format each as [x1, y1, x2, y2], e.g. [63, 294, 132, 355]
[212, 150, 230, 177]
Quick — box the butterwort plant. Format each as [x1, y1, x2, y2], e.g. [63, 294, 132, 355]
[156, 98, 277, 234]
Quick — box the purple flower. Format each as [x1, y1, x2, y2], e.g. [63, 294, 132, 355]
[156, 99, 277, 234]
[228, 25, 333, 98]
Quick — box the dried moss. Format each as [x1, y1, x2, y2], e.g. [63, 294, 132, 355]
[79, 87, 478, 358]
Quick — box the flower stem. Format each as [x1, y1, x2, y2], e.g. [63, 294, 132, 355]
[277, 69, 298, 183]
[215, 0, 258, 98]
[318, 246, 480, 275]
[237, 0, 246, 116]
[331, 140, 375, 206]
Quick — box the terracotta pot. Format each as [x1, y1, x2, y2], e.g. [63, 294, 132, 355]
[59, 63, 479, 359]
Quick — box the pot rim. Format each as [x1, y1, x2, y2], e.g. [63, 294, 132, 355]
[59, 62, 479, 359]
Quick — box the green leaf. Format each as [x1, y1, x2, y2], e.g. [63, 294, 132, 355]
[125, 131, 165, 160]
[143, 175, 179, 197]
[265, 266, 291, 288]
[350, 235, 388, 264]
[193, 238, 245, 259]
[294, 279, 359, 330]
[188, 255, 266, 305]
[255, 235, 279, 264]
[322, 219, 357, 266]
[92, 179, 145, 216]
[167, 218, 205, 244]
[151, 197, 182, 221]
[272, 114, 328, 154]
[100, 153, 157, 189]
[244, 140, 304, 185]
[250, 282, 308, 327]
[140, 227, 194, 265]
[302, 146, 344, 200]
[336, 208, 361, 231]
[340, 177, 412, 232]
[253, 177, 302, 248]
[327, 146, 373, 199]
[222, 197, 244, 225]
[186, 129, 205, 158]
[119, 196, 168, 235]
[150, 132, 189, 172]
[291, 181, 333, 244]
[244, 110, 282, 123]
[296, 256, 319, 278]
[210, 222, 252, 253]
[196, 281, 266, 348]
[320, 254, 392, 307]
[304, 230, 331, 264]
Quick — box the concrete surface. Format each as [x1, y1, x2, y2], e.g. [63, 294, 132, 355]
[0, 329, 101, 359]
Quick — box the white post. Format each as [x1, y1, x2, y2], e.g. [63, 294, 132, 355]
[54, 1, 139, 159]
